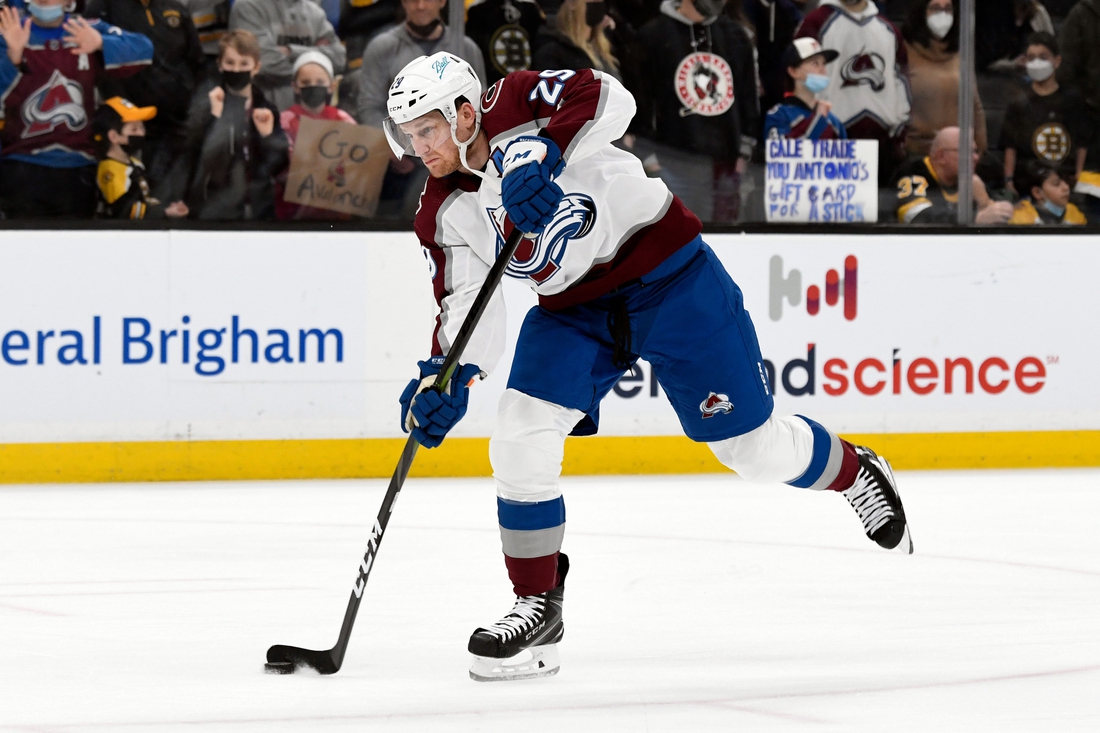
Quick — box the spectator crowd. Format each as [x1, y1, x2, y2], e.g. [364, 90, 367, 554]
[0, 0, 1096, 225]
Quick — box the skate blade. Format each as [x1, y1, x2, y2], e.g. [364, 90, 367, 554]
[469, 644, 560, 682]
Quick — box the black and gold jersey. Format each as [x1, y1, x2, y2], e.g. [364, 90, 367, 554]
[97, 158, 160, 220]
[894, 156, 957, 224]
[999, 87, 1090, 168]
[1008, 199, 1087, 226]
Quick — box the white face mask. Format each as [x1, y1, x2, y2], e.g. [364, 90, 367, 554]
[1026, 59, 1055, 82]
[926, 11, 953, 40]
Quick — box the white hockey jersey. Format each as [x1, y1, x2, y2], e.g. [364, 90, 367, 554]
[795, 0, 910, 139]
[414, 69, 702, 374]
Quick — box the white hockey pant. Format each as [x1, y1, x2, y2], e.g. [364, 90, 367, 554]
[490, 389, 821, 500]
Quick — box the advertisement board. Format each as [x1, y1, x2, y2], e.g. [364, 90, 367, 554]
[0, 231, 1096, 480]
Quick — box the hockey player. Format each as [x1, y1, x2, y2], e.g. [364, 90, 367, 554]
[386, 53, 913, 682]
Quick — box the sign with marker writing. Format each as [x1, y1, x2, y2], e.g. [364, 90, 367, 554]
[765, 139, 878, 223]
[284, 118, 390, 218]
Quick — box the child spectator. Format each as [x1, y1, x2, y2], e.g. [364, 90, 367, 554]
[229, 0, 346, 111]
[1008, 162, 1087, 225]
[275, 51, 356, 220]
[93, 97, 189, 219]
[1000, 33, 1089, 196]
[0, 2, 153, 218]
[171, 30, 288, 219]
[532, 0, 619, 77]
[84, 0, 205, 189]
[765, 37, 846, 140]
[902, 0, 987, 158]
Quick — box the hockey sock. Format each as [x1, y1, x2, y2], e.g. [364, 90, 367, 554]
[785, 415, 859, 492]
[497, 496, 566, 596]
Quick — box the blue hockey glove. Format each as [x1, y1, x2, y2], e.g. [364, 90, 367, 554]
[399, 357, 482, 449]
[500, 135, 565, 234]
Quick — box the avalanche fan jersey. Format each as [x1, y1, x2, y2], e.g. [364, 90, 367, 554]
[0, 15, 153, 167]
[413, 69, 702, 373]
[795, 0, 910, 139]
[765, 95, 847, 141]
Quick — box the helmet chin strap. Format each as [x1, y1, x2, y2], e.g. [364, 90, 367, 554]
[451, 113, 493, 182]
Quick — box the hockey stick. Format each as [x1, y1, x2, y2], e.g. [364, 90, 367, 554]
[265, 226, 528, 675]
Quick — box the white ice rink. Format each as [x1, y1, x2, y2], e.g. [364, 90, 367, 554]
[2, 469, 1098, 732]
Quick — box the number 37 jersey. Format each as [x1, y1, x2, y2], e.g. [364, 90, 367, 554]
[413, 68, 702, 374]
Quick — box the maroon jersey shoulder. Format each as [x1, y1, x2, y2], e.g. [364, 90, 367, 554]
[479, 68, 604, 157]
[794, 6, 838, 39]
[414, 172, 480, 247]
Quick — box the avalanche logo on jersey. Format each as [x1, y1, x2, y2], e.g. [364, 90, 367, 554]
[699, 392, 733, 418]
[20, 69, 86, 139]
[489, 193, 597, 285]
[421, 245, 438, 279]
[840, 50, 886, 91]
[674, 52, 735, 118]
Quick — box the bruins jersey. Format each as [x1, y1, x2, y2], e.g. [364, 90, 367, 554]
[1008, 199, 1087, 226]
[894, 156, 957, 224]
[97, 158, 161, 219]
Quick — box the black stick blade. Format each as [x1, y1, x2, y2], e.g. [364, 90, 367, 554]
[265, 644, 340, 675]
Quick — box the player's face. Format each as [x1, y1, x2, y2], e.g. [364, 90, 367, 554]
[1039, 174, 1070, 208]
[400, 112, 460, 177]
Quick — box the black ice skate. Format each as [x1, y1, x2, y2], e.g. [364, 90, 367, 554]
[468, 554, 568, 682]
[844, 447, 914, 554]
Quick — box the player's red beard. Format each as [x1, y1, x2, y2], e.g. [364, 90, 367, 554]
[422, 141, 462, 178]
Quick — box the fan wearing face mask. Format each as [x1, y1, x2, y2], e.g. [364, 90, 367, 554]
[275, 51, 357, 221]
[999, 32, 1089, 197]
[0, 1, 153, 219]
[169, 29, 289, 220]
[93, 97, 190, 219]
[764, 37, 846, 140]
[1008, 161, 1087, 226]
[901, 0, 986, 158]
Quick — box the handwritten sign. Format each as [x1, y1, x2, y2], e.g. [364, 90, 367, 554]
[284, 118, 390, 218]
[765, 138, 878, 223]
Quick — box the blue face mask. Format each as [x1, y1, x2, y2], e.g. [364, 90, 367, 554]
[804, 73, 830, 94]
[27, 1, 66, 22]
[1040, 199, 1066, 218]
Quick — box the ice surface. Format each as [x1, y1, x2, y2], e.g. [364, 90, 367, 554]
[2, 469, 1098, 732]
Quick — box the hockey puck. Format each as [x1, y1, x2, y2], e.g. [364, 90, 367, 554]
[264, 661, 297, 675]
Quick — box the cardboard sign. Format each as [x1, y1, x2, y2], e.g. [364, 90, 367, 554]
[284, 118, 390, 218]
[765, 138, 879, 223]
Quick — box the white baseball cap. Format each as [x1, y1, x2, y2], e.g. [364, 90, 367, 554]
[292, 50, 335, 80]
[783, 38, 840, 68]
